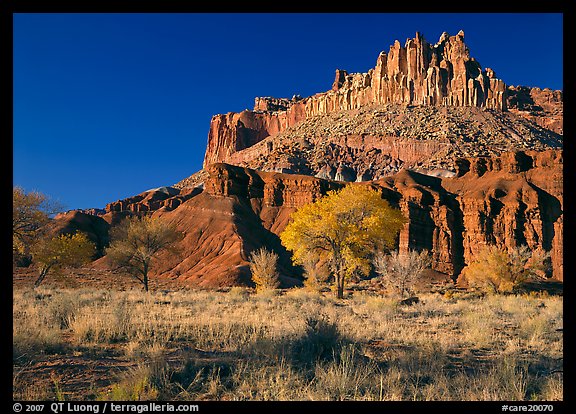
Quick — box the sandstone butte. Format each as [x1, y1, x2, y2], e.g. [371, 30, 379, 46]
[201, 30, 562, 176]
[50, 30, 563, 288]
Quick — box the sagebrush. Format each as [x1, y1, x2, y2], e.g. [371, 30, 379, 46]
[13, 287, 563, 401]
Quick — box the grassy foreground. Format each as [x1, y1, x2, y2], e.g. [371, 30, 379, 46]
[13, 287, 563, 401]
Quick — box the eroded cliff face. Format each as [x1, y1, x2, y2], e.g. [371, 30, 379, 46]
[442, 150, 563, 280]
[507, 86, 563, 134]
[200, 30, 561, 182]
[187, 103, 562, 189]
[204, 110, 299, 168]
[98, 150, 562, 286]
[203, 31, 512, 167]
[105, 186, 200, 214]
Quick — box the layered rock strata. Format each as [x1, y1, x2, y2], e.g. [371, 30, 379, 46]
[203, 30, 511, 168]
[199, 104, 560, 184]
[200, 30, 561, 188]
[507, 86, 563, 134]
[98, 150, 562, 285]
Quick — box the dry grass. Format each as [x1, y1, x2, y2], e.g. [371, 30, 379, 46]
[13, 287, 563, 401]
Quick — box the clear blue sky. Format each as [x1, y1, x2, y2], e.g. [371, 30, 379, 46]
[13, 13, 563, 210]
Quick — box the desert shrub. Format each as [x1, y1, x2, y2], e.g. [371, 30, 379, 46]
[292, 314, 342, 363]
[99, 365, 160, 401]
[249, 247, 280, 292]
[13, 318, 66, 361]
[45, 291, 81, 329]
[302, 255, 331, 292]
[13, 290, 67, 360]
[227, 286, 251, 300]
[373, 249, 432, 297]
[463, 245, 550, 294]
[540, 376, 563, 401]
[313, 344, 381, 400]
[283, 287, 324, 304]
[461, 308, 498, 347]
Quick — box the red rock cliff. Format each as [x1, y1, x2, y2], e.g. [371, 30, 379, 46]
[203, 30, 510, 167]
[102, 150, 563, 286]
[507, 86, 563, 134]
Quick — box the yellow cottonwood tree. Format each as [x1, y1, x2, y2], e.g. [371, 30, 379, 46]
[280, 185, 406, 299]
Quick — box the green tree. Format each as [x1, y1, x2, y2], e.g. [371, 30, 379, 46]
[13, 186, 61, 263]
[106, 216, 183, 292]
[463, 245, 550, 294]
[280, 185, 406, 299]
[31, 232, 96, 288]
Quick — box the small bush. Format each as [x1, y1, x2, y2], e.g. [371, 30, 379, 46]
[99, 366, 161, 401]
[313, 344, 379, 400]
[301, 256, 331, 292]
[228, 286, 251, 300]
[463, 245, 550, 294]
[13, 294, 67, 361]
[373, 250, 431, 297]
[13, 325, 65, 361]
[249, 248, 280, 292]
[292, 314, 342, 363]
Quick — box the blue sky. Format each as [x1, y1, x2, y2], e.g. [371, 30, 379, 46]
[13, 13, 563, 210]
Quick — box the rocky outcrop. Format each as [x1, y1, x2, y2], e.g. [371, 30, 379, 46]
[72, 208, 106, 216]
[50, 210, 111, 255]
[187, 102, 562, 188]
[105, 186, 200, 214]
[100, 150, 562, 286]
[204, 163, 342, 208]
[441, 150, 563, 281]
[358, 30, 506, 109]
[203, 30, 515, 167]
[507, 86, 563, 134]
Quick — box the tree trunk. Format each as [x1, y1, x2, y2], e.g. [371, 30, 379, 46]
[34, 266, 50, 289]
[337, 280, 344, 299]
[333, 254, 345, 299]
[336, 273, 345, 299]
[143, 262, 149, 292]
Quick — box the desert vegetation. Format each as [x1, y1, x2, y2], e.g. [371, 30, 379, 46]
[13, 286, 562, 401]
[280, 185, 406, 298]
[106, 215, 183, 292]
[13, 186, 61, 265]
[462, 245, 551, 294]
[248, 247, 280, 293]
[31, 232, 96, 288]
[373, 249, 432, 298]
